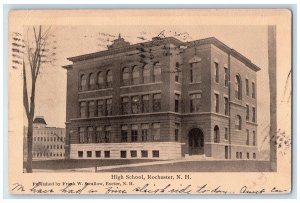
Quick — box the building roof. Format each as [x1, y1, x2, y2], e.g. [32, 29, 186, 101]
[64, 36, 260, 72]
[33, 116, 47, 125]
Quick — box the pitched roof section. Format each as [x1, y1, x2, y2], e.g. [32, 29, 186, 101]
[66, 36, 260, 72]
[33, 116, 47, 125]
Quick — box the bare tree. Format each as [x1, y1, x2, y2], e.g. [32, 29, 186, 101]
[12, 26, 56, 173]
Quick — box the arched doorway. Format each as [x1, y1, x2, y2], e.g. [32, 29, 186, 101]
[188, 128, 204, 155]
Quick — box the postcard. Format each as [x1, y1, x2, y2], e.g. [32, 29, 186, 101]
[8, 9, 292, 195]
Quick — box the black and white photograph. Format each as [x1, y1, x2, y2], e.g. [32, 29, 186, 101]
[7, 9, 292, 195]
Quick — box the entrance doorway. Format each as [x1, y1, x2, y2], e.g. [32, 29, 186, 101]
[188, 128, 204, 155]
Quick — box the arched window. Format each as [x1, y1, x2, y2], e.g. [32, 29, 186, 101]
[97, 71, 104, 88]
[153, 62, 161, 82]
[235, 115, 242, 130]
[214, 126, 220, 143]
[132, 66, 140, 85]
[80, 74, 87, 91]
[106, 70, 112, 88]
[122, 67, 130, 85]
[143, 64, 151, 83]
[235, 75, 242, 100]
[88, 73, 95, 89]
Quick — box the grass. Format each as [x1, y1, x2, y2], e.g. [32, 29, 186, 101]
[23, 159, 159, 170]
[100, 160, 271, 172]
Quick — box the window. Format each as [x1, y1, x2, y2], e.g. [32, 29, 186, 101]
[87, 127, 94, 143]
[224, 67, 228, 87]
[97, 100, 104, 116]
[106, 70, 112, 88]
[253, 153, 256, 159]
[132, 66, 140, 85]
[87, 151, 92, 157]
[153, 93, 161, 112]
[80, 74, 87, 91]
[120, 151, 127, 158]
[95, 151, 101, 158]
[253, 131, 256, 146]
[214, 93, 219, 113]
[246, 129, 249, 145]
[175, 62, 180, 82]
[78, 151, 83, 158]
[121, 125, 128, 142]
[141, 150, 148, 158]
[224, 128, 228, 140]
[252, 107, 256, 122]
[153, 63, 161, 82]
[121, 97, 130, 115]
[214, 62, 219, 83]
[131, 125, 138, 142]
[175, 123, 180, 141]
[97, 72, 104, 88]
[214, 126, 220, 143]
[236, 115, 242, 130]
[175, 94, 180, 112]
[104, 151, 110, 158]
[252, 82, 256, 98]
[131, 96, 140, 114]
[130, 150, 137, 158]
[122, 67, 130, 85]
[240, 152, 242, 159]
[141, 124, 149, 142]
[88, 101, 95, 117]
[247, 152, 250, 159]
[246, 79, 249, 96]
[79, 127, 86, 143]
[79, 102, 86, 118]
[152, 150, 159, 158]
[235, 75, 242, 100]
[152, 123, 160, 141]
[143, 64, 151, 83]
[246, 105, 250, 121]
[190, 93, 201, 112]
[104, 126, 111, 143]
[106, 99, 112, 116]
[224, 97, 229, 115]
[142, 95, 150, 113]
[88, 73, 96, 90]
[96, 127, 102, 143]
[190, 62, 201, 83]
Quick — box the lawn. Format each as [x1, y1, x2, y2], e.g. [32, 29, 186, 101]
[23, 159, 159, 170]
[100, 160, 271, 172]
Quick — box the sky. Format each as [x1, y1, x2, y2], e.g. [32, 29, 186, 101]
[27, 25, 277, 152]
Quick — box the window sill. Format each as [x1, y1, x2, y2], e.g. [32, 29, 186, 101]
[78, 88, 113, 94]
[120, 82, 162, 88]
[189, 82, 202, 85]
